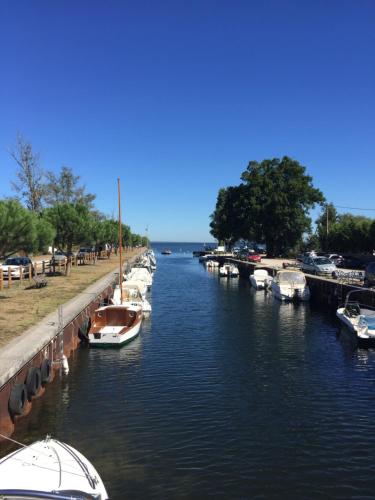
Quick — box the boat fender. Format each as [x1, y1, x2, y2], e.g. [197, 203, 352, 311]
[78, 317, 91, 344]
[25, 366, 42, 400]
[40, 358, 52, 384]
[8, 383, 28, 417]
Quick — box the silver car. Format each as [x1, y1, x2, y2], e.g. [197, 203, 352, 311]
[301, 256, 337, 276]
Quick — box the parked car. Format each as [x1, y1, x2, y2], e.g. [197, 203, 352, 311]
[1, 257, 34, 279]
[246, 253, 262, 263]
[326, 254, 344, 267]
[237, 249, 250, 260]
[51, 250, 68, 263]
[301, 256, 337, 276]
[364, 261, 375, 288]
[77, 247, 95, 258]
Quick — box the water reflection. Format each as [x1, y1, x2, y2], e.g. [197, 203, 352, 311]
[6, 244, 375, 499]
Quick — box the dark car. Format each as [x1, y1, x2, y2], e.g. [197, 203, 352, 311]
[77, 247, 95, 258]
[364, 262, 375, 287]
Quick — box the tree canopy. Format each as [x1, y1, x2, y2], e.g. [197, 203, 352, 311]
[0, 199, 55, 257]
[211, 157, 325, 256]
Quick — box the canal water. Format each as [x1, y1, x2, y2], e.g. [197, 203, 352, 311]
[5, 242, 375, 498]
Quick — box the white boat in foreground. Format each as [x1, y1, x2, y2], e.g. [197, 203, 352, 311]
[88, 304, 142, 347]
[336, 290, 375, 343]
[219, 263, 239, 277]
[271, 270, 310, 301]
[0, 436, 108, 499]
[249, 269, 272, 290]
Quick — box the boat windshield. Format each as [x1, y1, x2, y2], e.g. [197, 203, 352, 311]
[277, 272, 306, 284]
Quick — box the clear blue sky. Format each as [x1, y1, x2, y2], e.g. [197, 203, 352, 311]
[0, 0, 374, 242]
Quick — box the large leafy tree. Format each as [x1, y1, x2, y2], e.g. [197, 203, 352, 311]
[210, 185, 253, 247]
[210, 157, 324, 256]
[240, 157, 324, 256]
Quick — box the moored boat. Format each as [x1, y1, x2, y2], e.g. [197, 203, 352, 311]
[219, 263, 239, 277]
[250, 269, 272, 290]
[161, 249, 172, 255]
[112, 282, 152, 315]
[0, 436, 108, 499]
[336, 290, 375, 344]
[271, 270, 310, 301]
[88, 304, 142, 347]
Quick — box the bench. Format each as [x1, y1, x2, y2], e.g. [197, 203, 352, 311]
[32, 276, 48, 288]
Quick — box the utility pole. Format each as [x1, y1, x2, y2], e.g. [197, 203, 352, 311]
[326, 203, 329, 236]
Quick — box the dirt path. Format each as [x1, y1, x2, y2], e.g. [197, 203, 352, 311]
[0, 248, 143, 348]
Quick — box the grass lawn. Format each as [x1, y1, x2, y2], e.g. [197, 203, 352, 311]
[0, 248, 142, 348]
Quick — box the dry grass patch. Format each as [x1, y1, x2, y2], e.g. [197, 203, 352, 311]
[0, 249, 141, 348]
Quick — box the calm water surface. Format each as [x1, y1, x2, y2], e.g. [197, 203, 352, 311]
[4, 242, 375, 498]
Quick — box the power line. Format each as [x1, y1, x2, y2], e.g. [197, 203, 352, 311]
[333, 205, 375, 212]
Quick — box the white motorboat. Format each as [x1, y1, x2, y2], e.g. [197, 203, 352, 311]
[0, 436, 108, 499]
[88, 304, 142, 347]
[271, 270, 310, 301]
[219, 263, 239, 277]
[205, 259, 219, 268]
[127, 267, 153, 288]
[249, 269, 272, 290]
[336, 290, 375, 343]
[112, 282, 152, 315]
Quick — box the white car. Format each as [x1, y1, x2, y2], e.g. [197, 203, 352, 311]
[1, 257, 33, 279]
[301, 256, 337, 276]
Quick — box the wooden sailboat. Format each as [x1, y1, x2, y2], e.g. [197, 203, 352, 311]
[88, 178, 142, 347]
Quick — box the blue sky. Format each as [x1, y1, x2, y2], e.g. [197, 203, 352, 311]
[0, 0, 374, 242]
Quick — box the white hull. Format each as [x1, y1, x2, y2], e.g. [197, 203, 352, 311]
[336, 307, 375, 340]
[219, 264, 239, 277]
[0, 437, 108, 499]
[271, 283, 310, 301]
[249, 270, 272, 290]
[89, 319, 141, 346]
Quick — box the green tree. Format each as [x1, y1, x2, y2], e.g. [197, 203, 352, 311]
[316, 203, 338, 251]
[45, 203, 93, 253]
[33, 214, 56, 254]
[44, 166, 96, 208]
[0, 199, 37, 257]
[239, 157, 325, 256]
[210, 185, 252, 247]
[327, 214, 372, 253]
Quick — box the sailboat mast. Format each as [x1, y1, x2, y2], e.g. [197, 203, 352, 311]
[118, 178, 123, 304]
